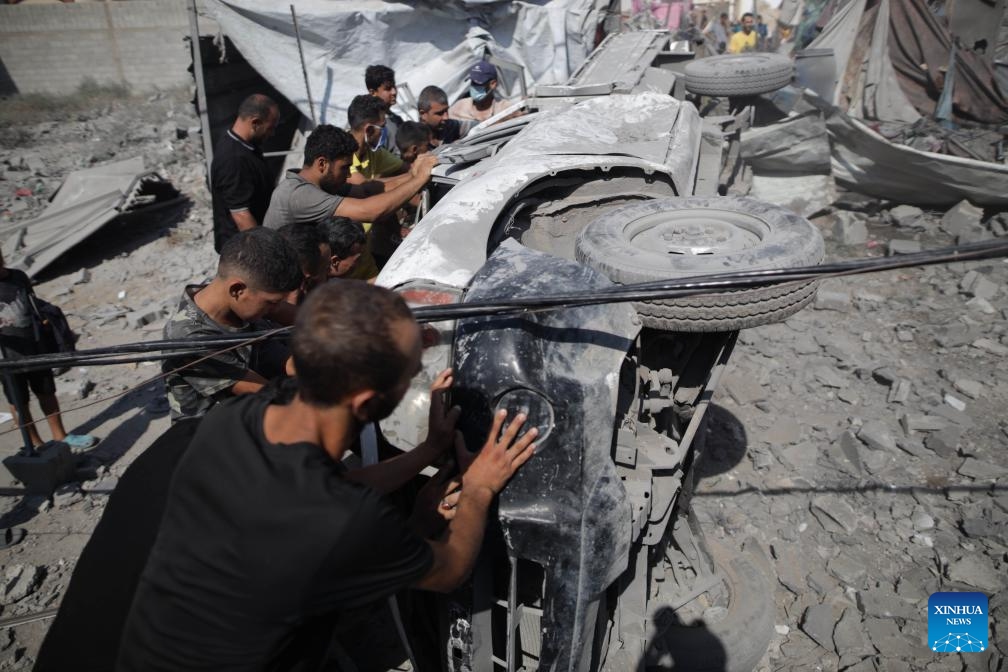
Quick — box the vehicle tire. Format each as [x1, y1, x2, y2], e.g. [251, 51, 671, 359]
[574, 196, 824, 332]
[684, 53, 793, 96]
[651, 538, 775, 672]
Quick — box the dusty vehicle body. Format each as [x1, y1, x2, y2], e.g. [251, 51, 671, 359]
[377, 31, 814, 672]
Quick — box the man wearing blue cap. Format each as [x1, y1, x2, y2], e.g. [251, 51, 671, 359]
[449, 60, 517, 124]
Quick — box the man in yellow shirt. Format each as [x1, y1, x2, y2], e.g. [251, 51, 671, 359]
[728, 13, 758, 53]
[346, 95, 420, 268]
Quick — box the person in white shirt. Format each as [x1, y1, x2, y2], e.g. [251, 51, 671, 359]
[448, 60, 517, 125]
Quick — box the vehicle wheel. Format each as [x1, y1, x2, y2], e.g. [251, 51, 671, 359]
[684, 53, 793, 96]
[649, 538, 775, 672]
[574, 196, 824, 332]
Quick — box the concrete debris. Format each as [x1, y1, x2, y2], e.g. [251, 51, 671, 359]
[958, 457, 1008, 480]
[832, 211, 869, 245]
[832, 608, 868, 655]
[971, 338, 1008, 356]
[814, 290, 852, 312]
[857, 422, 896, 452]
[942, 394, 966, 412]
[924, 426, 962, 457]
[940, 199, 984, 237]
[2, 564, 43, 604]
[959, 270, 1000, 300]
[810, 496, 859, 534]
[951, 379, 982, 399]
[886, 239, 922, 256]
[912, 510, 935, 531]
[887, 205, 924, 229]
[801, 603, 840, 652]
[887, 379, 911, 404]
[900, 413, 947, 433]
[70, 268, 91, 285]
[946, 555, 1004, 593]
[965, 296, 996, 314]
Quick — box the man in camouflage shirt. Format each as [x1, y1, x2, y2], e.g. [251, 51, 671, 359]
[162, 229, 303, 421]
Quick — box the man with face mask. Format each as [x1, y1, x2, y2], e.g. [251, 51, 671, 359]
[448, 60, 517, 124]
[117, 281, 538, 671]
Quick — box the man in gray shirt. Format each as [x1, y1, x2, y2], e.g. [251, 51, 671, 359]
[263, 125, 435, 229]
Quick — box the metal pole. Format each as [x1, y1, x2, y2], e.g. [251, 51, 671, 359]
[187, 0, 214, 190]
[290, 5, 318, 128]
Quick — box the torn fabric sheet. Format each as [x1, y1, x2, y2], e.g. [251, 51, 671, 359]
[204, 0, 608, 126]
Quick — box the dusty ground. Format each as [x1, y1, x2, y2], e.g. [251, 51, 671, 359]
[0, 90, 1005, 671]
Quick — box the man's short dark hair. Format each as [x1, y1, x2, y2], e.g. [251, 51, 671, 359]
[396, 121, 432, 152]
[720, 12, 728, 19]
[303, 124, 358, 166]
[293, 282, 414, 405]
[318, 216, 366, 259]
[417, 86, 448, 113]
[218, 228, 303, 293]
[237, 94, 278, 121]
[278, 223, 328, 277]
[347, 95, 386, 131]
[742, 12, 754, 20]
[365, 65, 396, 91]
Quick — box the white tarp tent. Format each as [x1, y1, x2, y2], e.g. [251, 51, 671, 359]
[205, 0, 610, 126]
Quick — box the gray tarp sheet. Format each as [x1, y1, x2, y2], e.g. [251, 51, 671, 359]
[205, 0, 608, 125]
[809, 0, 1008, 124]
[800, 93, 1008, 207]
[1, 158, 162, 278]
[743, 94, 1008, 207]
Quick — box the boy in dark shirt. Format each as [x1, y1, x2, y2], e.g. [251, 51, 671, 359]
[0, 253, 94, 448]
[396, 120, 434, 165]
[117, 281, 538, 671]
[318, 216, 367, 279]
[162, 228, 302, 421]
[365, 64, 403, 154]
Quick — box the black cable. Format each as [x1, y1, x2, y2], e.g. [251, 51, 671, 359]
[2, 239, 1006, 375]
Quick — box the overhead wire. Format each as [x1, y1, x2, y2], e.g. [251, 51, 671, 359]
[1, 238, 1006, 438]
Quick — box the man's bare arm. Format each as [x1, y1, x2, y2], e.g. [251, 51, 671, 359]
[335, 154, 437, 223]
[230, 209, 258, 231]
[413, 410, 537, 593]
[230, 370, 268, 396]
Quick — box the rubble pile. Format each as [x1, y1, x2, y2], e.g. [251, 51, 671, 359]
[696, 203, 1007, 670]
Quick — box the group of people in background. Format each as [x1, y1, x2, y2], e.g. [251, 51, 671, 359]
[699, 10, 769, 55]
[179, 58, 520, 425]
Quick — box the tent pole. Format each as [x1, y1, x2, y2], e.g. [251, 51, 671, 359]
[187, 0, 214, 190]
[290, 5, 318, 128]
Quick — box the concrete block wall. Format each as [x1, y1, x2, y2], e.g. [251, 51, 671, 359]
[0, 0, 192, 96]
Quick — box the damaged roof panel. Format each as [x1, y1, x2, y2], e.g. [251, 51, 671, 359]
[1, 157, 180, 278]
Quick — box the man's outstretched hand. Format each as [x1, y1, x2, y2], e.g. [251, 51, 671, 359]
[461, 410, 538, 500]
[410, 153, 438, 181]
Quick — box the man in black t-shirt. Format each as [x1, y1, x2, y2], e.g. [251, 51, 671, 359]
[210, 94, 280, 252]
[117, 282, 538, 671]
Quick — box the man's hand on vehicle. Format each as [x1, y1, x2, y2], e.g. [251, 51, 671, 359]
[462, 410, 538, 500]
[410, 153, 438, 180]
[423, 368, 461, 457]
